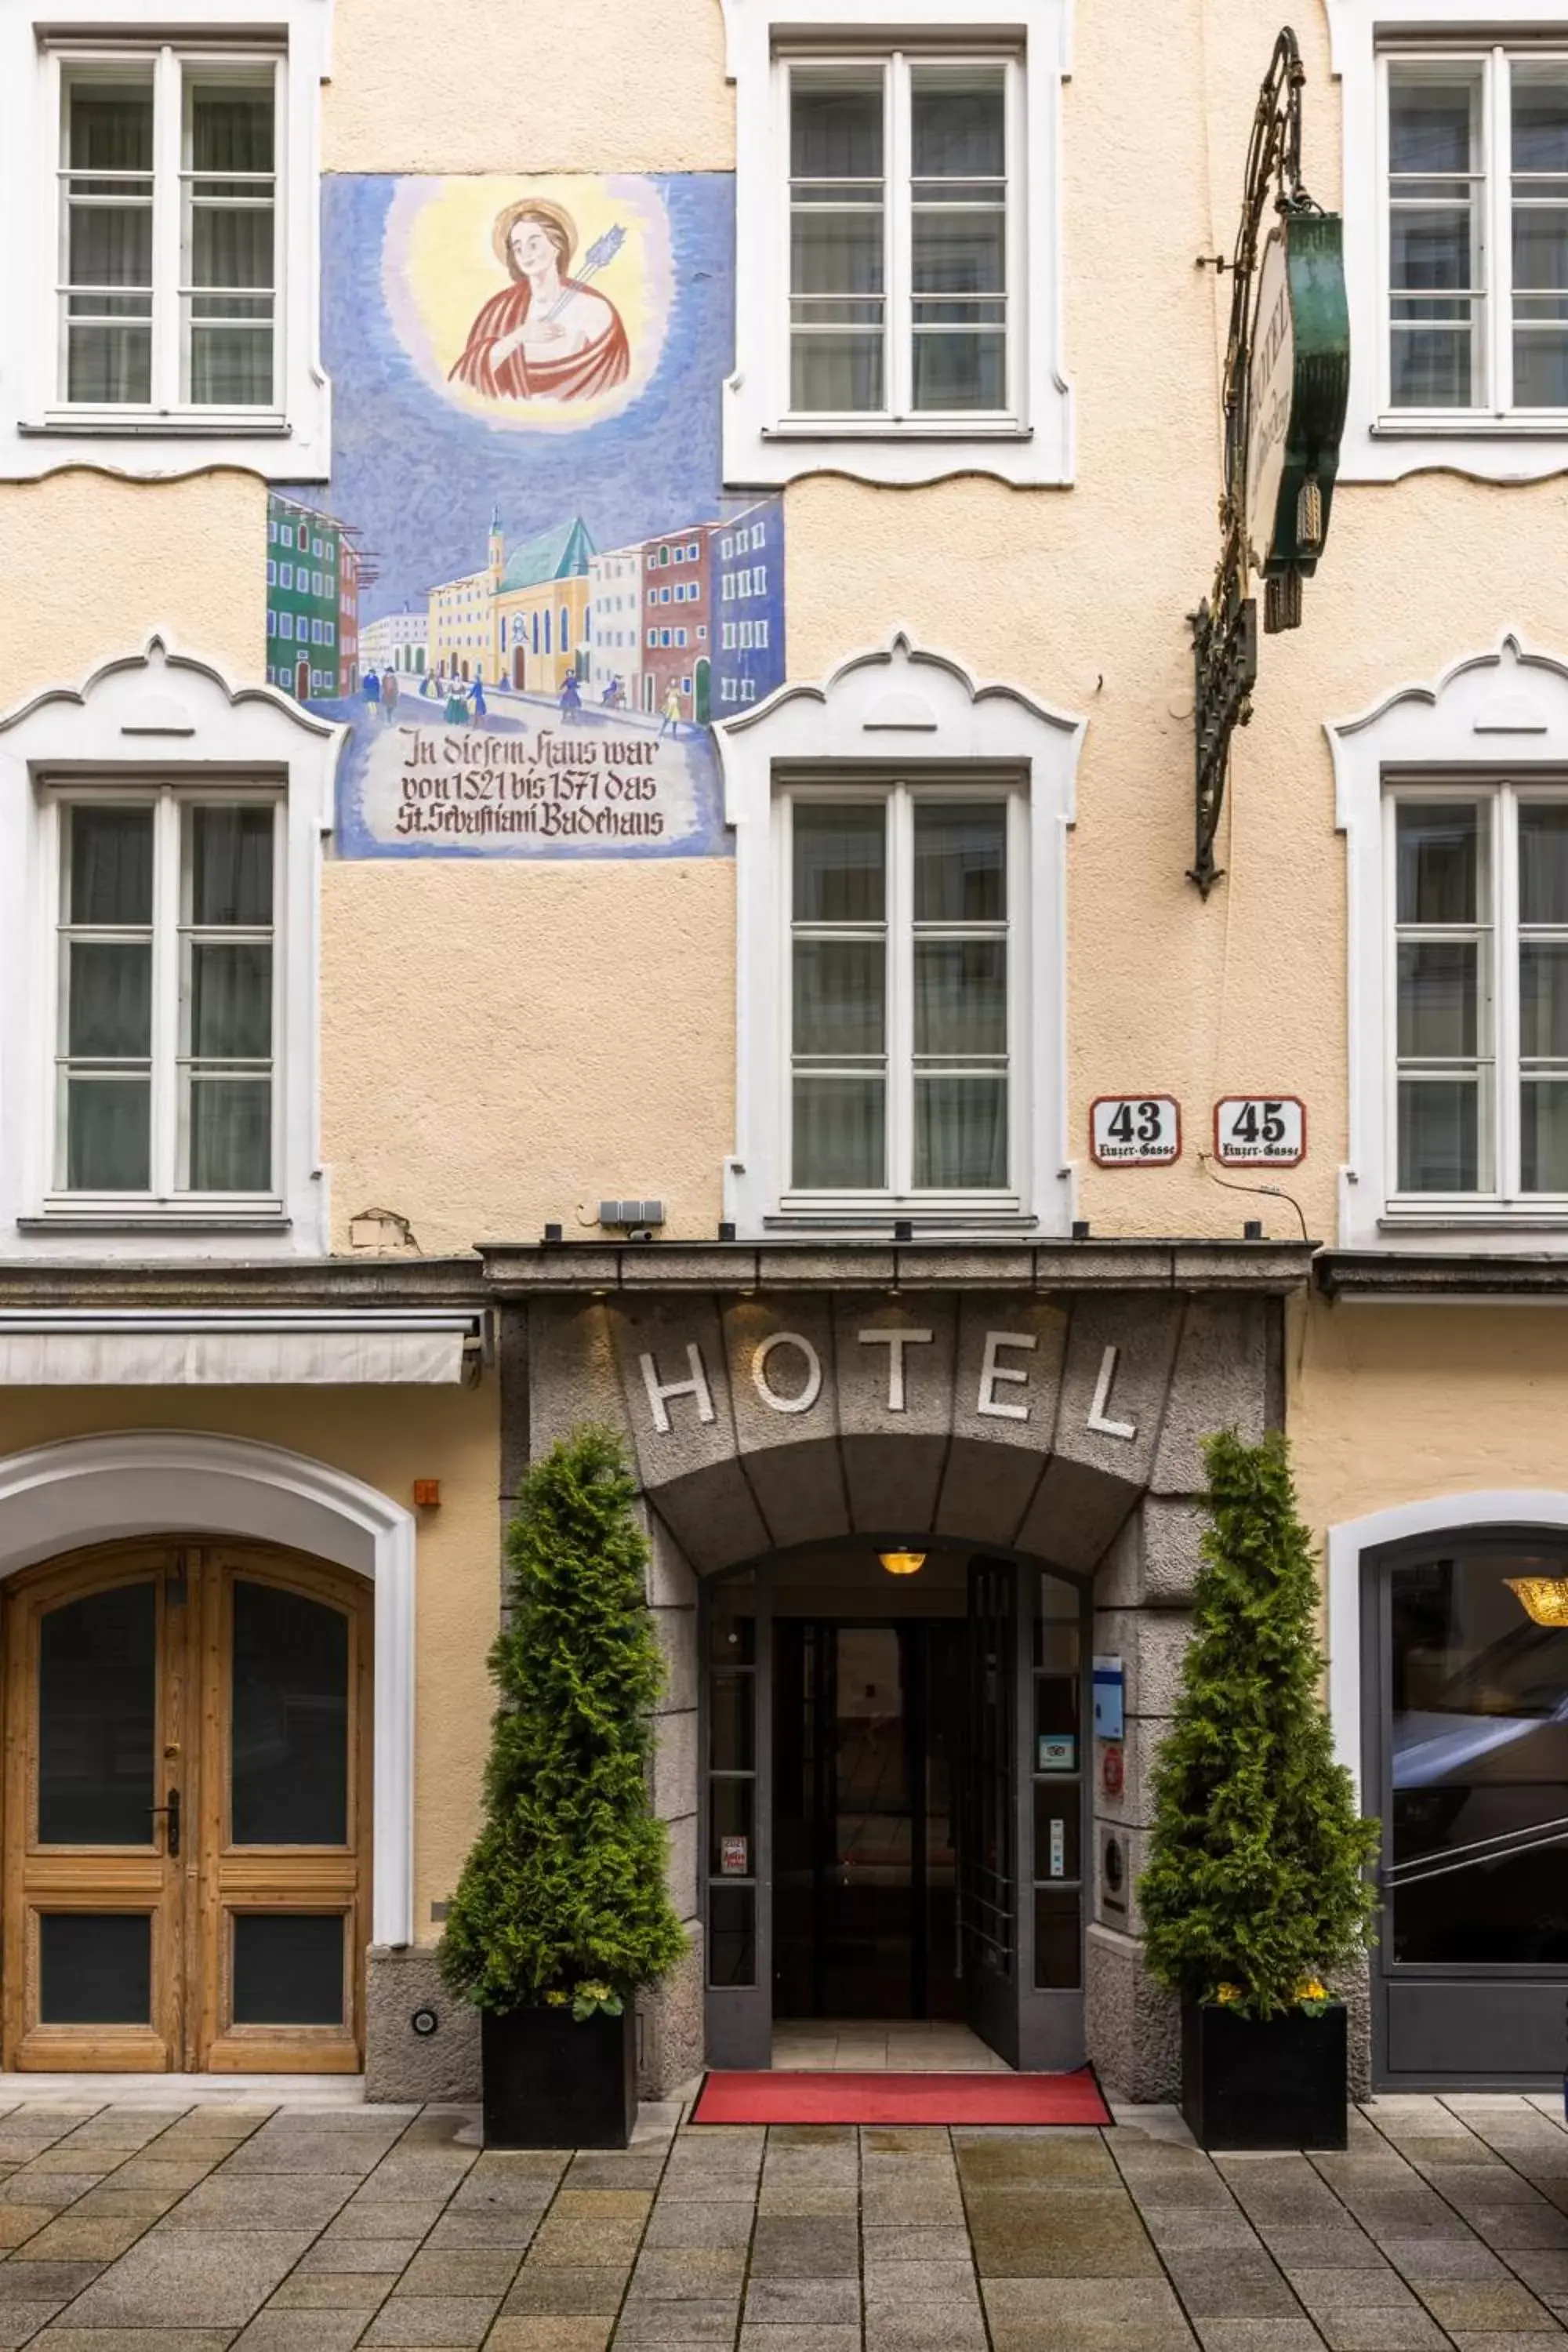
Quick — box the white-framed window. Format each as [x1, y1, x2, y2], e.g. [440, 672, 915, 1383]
[1, 0, 331, 481]
[0, 633, 334, 1256]
[1332, 629, 1568, 1245]
[720, 0, 1071, 488]
[784, 54, 1012, 421]
[781, 780, 1022, 1200]
[50, 785, 280, 1200]
[720, 630, 1083, 1236]
[1388, 782, 1568, 1201]
[1383, 49, 1568, 415]
[1328, 0, 1568, 479]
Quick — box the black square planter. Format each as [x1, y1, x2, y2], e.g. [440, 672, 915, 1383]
[1181, 1996, 1348, 2151]
[481, 2002, 637, 2148]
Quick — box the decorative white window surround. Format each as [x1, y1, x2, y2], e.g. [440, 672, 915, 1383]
[1330, 629, 1568, 1250]
[0, 0, 332, 483]
[716, 630, 1083, 1237]
[0, 635, 343, 1258]
[719, 0, 1073, 488]
[1327, 0, 1568, 484]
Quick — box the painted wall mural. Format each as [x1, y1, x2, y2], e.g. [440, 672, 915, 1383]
[269, 172, 784, 857]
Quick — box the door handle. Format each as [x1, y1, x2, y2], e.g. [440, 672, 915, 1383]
[150, 1789, 180, 1858]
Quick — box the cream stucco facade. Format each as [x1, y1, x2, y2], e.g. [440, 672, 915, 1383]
[0, 0, 1564, 2100]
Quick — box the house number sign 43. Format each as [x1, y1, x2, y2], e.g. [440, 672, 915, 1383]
[1090, 1096, 1181, 1167]
[1214, 1095, 1305, 1167]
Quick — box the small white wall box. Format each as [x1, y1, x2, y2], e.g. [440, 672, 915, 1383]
[598, 1200, 666, 1228]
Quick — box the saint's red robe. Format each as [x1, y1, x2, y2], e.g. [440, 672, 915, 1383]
[448, 279, 631, 401]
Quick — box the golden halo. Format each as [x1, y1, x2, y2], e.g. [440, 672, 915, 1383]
[492, 197, 578, 273]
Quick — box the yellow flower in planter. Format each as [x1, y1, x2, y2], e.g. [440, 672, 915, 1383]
[1295, 1976, 1330, 2015]
[544, 1988, 571, 2007]
[1214, 1982, 1243, 2005]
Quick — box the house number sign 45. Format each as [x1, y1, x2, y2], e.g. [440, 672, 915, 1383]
[1214, 1095, 1305, 1167]
[1091, 1096, 1181, 1167]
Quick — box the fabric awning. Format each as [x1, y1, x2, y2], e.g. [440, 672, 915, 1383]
[0, 1311, 484, 1385]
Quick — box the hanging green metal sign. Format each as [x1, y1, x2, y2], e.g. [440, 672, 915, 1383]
[1189, 28, 1348, 896]
[1245, 212, 1349, 593]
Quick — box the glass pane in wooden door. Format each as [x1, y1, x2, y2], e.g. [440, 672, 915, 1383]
[198, 1556, 368, 2073]
[4, 1555, 183, 2071]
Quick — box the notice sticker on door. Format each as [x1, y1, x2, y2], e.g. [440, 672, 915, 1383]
[719, 1835, 749, 1877]
[1049, 1818, 1065, 1879]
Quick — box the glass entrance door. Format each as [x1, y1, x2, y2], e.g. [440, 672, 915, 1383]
[1368, 1536, 1568, 2083]
[3, 1541, 372, 2073]
[773, 1621, 964, 2020]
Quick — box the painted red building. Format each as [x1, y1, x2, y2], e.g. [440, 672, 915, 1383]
[639, 524, 712, 724]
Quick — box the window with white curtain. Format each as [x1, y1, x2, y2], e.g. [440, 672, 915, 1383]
[52, 788, 279, 1200]
[786, 54, 1014, 421]
[1384, 47, 1568, 414]
[1389, 783, 1568, 1202]
[55, 50, 278, 411]
[784, 782, 1021, 1200]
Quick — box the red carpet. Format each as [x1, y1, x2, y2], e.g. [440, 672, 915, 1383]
[690, 2067, 1111, 2126]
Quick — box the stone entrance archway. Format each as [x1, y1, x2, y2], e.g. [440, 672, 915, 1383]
[486, 1240, 1308, 2100]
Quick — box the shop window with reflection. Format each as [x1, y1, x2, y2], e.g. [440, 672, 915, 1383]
[785, 783, 1022, 1205]
[1386, 1544, 1568, 1965]
[1389, 784, 1568, 1203]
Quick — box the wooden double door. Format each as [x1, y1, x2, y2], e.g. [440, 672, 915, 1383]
[2, 1541, 372, 2073]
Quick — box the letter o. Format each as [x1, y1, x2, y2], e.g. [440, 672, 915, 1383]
[751, 1331, 823, 1417]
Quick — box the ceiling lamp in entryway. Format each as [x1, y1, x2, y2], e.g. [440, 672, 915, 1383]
[879, 1549, 926, 1577]
[1506, 1575, 1568, 1627]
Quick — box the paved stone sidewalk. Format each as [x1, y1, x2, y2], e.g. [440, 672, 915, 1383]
[0, 2092, 1561, 2350]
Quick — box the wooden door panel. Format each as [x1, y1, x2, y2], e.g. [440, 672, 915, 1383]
[4, 1549, 184, 2071]
[196, 1549, 371, 2073]
[2, 1541, 372, 2075]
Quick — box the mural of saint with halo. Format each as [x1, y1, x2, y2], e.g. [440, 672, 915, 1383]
[448, 195, 632, 402]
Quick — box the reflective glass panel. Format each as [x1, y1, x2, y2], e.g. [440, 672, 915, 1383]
[68, 806, 154, 924]
[190, 806, 274, 925]
[913, 1073, 1006, 1189]
[709, 1669, 755, 1773]
[1033, 1886, 1081, 1989]
[39, 1912, 151, 2024]
[914, 804, 1006, 920]
[38, 1582, 156, 1846]
[1397, 942, 1479, 1058]
[793, 1073, 885, 1189]
[1389, 1549, 1568, 1964]
[793, 804, 885, 921]
[230, 1581, 349, 1846]
[1522, 1079, 1568, 1191]
[1397, 1078, 1482, 1192]
[708, 1884, 756, 1987]
[1519, 804, 1568, 924]
[1396, 803, 1483, 924]
[793, 939, 885, 1059]
[232, 1913, 344, 2024]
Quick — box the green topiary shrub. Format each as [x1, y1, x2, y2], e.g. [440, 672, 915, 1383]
[439, 1425, 687, 2018]
[1138, 1428, 1379, 2020]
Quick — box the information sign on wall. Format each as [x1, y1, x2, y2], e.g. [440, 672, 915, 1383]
[1090, 1098, 1181, 1167]
[1214, 1096, 1306, 1167]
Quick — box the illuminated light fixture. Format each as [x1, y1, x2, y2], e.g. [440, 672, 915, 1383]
[1506, 1575, 1568, 1628]
[879, 1548, 926, 1577]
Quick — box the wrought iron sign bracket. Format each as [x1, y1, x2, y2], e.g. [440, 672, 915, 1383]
[1189, 25, 1348, 897]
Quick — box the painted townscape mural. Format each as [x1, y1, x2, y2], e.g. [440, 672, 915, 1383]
[268, 173, 784, 857]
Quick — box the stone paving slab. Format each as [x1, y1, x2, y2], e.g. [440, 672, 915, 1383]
[0, 2089, 1555, 2349]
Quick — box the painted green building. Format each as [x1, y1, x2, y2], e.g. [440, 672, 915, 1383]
[267, 492, 344, 701]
